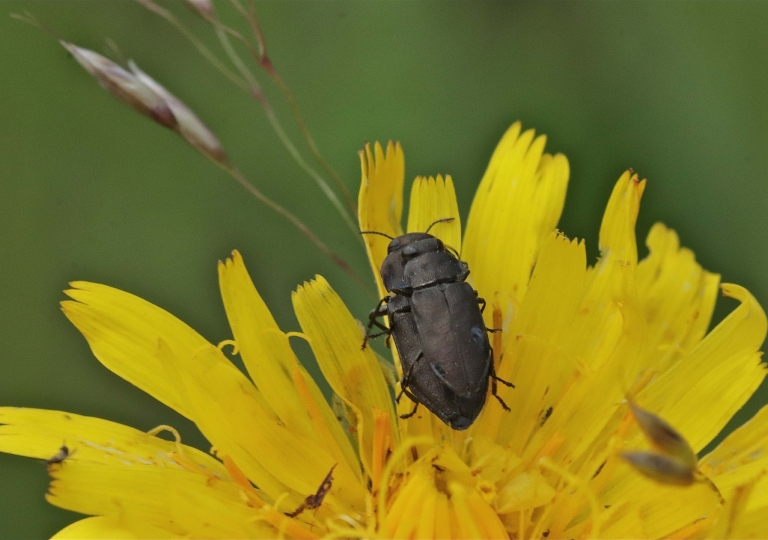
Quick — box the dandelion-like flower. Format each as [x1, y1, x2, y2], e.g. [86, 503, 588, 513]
[1, 122, 766, 539]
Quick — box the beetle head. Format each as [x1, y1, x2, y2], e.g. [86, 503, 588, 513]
[386, 232, 442, 254]
[381, 233, 445, 293]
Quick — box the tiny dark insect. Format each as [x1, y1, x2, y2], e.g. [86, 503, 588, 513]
[592, 460, 607, 479]
[284, 464, 336, 518]
[540, 405, 553, 426]
[362, 218, 513, 430]
[47, 444, 73, 465]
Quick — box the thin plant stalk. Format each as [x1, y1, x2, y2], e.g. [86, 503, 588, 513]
[135, 0, 360, 238]
[211, 25, 360, 237]
[231, 0, 357, 215]
[219, 163, 376, 299]
[12, 8, 374, 298]
[134, 0, 247, 91]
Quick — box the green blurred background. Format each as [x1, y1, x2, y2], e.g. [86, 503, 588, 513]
[1, 1, 766, 536]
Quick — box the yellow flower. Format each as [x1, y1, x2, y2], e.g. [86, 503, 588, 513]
[1, 121, 767, 539]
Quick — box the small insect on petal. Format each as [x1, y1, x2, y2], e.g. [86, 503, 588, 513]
[60, 42, 176, 129]
[47, 444, 75, 466]
[129, 61, 229, 165]
[629, 401, 697, 468]
[285, 464, 336, 518]
[620, 451, 695, 486]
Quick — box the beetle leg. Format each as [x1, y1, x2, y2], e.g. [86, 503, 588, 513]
[362, 327, 390, 350]
[398, 388, 421, 419]
[476, 297, 503, 332]
[362, 297, 391, 350]
[368, 316, 390, 331]
[491, 379, 511, 412]
[489, 358, 513, 412]
[395, 349, 423, 418]
[365, 329, 390, 341]
[366, 297, 390, 330]
[489, 350, 515, 388]
[395, 351, 423, 404]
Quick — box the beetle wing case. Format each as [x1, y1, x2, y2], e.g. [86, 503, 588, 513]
[404, 252, 469, 290]
[410, 282, 491, 399]
[389, 304, 487, 430]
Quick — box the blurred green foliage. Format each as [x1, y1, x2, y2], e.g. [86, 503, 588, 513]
[0, 1, 766, 536]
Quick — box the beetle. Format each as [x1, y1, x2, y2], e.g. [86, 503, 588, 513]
[362, 219, 512, 430]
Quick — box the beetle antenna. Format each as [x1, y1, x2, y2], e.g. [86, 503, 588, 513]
[359, 230, 395, 240]
[425, 217, 455, 234]
[444, 244, 461, 259]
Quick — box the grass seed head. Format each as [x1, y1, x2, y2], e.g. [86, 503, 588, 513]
[61, 41, 176, 129]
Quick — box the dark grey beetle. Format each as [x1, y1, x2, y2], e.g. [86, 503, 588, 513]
[362, 220, 512, 430]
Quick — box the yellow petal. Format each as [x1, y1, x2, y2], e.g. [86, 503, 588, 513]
[638, 284, 767, 452]
[384, 452, 506, 540]
[62, 282, 289, 504]
[474, 232, 587, 448]
[406, 174, 462, 253]
[292, 276, 398, 478]
[602, 473, 720, 539]
[413, 488, 437, 539]
[520, 257, 646, 470]
[218, 251, 313, 433]
[564, 171, 647, 373]
[636, 224, 720, 371]
[470, 435, 522, 484]
[387, 470, 431, 538]
[701, 404, 768, 509]
[61, 282, 213, 419]
[47, 460, 275, 538]
[358, 141, 405, 297]
[290, 364, 364, 483]
[725, 504, 768, 539]
[599, 506, 646, 539]
[707, 472, 764, 539]
[448, 482, 483, 539]
[600, 288, 766, 534]
[155, 340, 364, 515]
[463, 484, 509, 539]
[463, 122, 569, 322]
[433, 491, 452, 538]
[496, 470, 556, 513]
[218, 251, 361, 480]
[0, 407, 225, 477]
[52, 516, 173, 539]
[606, 285, 768, 535]
[599, 170, 646, 266]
